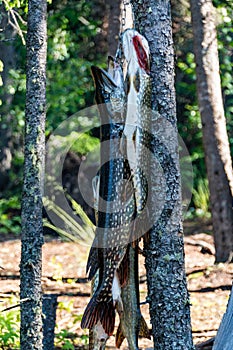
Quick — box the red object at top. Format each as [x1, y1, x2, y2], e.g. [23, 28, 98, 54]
[132, 35, 150, 73]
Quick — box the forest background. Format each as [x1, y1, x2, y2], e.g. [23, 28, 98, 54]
[0, 0, 233, 234]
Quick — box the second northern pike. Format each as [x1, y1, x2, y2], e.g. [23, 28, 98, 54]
[120, 29, 151, 237]
[81, 58, 135, 336]
[116, 243, 151, 349]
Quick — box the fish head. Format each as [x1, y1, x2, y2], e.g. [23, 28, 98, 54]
[121, 29, 150, 75]
[107, 56, 126, 117]
[92, 321, 109, 349]
[91, 64, 125, 121]
[91, 66, 117, 105]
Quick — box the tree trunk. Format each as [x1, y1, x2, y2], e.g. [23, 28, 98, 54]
[0, 6, 17, 194]
[213, 284, 233, 350]
[190, 0, 233, 263]
[20, 1, 47, 349]
[42, 294, 58, 350]
[131, 1, 194, 349]
[105, 0, 121, 56]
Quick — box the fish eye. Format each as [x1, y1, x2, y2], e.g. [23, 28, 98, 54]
[125, 74, 130, 94]
[133, 70, 140, 92]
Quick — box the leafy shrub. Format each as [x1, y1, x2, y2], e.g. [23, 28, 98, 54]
[0, 197, 21, 234]
[0, 297, 20, 349]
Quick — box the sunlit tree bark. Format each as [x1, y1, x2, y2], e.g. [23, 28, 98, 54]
[131, 1, 194, 349]
[20, 0, 47, 349]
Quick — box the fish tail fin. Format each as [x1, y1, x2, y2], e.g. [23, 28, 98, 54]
[139, 314, 151, 339]
[81, 294, 115, 336]
[115, 320, 125, 348]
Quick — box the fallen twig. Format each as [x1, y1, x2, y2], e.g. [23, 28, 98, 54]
[196, 336, 215, 349]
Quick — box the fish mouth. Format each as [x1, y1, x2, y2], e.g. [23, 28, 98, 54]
[132, 35, 150, 73]
[120, 29, 150, 74]
[91, 66, 117, 91]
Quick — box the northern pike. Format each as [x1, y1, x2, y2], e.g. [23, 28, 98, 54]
[89, 174, 108, 350]
[116, 243, 151, 349]
[83, 29, 152, 344]
[120, 29, 151, 236]
[81, 57, 135, 336]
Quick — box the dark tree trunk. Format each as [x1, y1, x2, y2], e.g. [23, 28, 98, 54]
[105, 0, 121, 56]
[20, 0, 47, 349]
[130, 1, 194, 349]
[190, 0, 233, 263]
[92, 0, 121, 57]
[213, 283, 233, 349]
[0, 6, 17, 193]
[42, 294, 58, 350]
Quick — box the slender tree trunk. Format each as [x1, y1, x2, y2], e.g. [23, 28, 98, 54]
[190, 0, 233, 262]
[105, 0, 121, 56]
[0, 6, 17, 193]
[20, 1, 47, 349]
[213, 283, 233, 350]
[42, 295, 58, 350]
[131, 1, 194, 349]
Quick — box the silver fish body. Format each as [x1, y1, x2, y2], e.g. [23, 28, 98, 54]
[120, 29, 151, 237]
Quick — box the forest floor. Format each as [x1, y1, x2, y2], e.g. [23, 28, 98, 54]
[0, 218, 232, 349]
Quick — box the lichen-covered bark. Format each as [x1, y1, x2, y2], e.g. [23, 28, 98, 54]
[130, 1, 194, 349]
[190, 0, 233, 262]
[20, 1, 47, 349]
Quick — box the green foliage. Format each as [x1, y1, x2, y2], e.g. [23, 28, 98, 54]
[192, 179, 210, 218]
[46, 0, 105, 132]
[2, 0, 233, 222]
[43, 193, 95, 245]
[1, 0, 104, 208]
[55, 330, 75, 350]
[176, 52, 206, 188]
[55, 301, 89, 348]
[0, 297, 20, 349]
[175, 1, 233, 218]
[0, 297, 88, 349]
[0, 197, 21, 234]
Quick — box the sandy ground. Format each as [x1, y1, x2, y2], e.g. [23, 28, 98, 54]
[0, 220, 232, 349]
